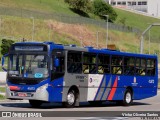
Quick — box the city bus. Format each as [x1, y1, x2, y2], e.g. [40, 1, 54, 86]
[2, 42, 158, 108]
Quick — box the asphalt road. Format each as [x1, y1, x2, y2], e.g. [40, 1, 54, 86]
[0, 90, 160, 120]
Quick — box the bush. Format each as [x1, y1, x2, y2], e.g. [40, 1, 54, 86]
[65, 0, 90, 11]
[1, 39, 14, 55]
[93, 0, 117, 22]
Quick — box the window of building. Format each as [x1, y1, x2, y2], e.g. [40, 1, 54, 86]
[132, 2, 136, 5]
[142, 1, 147, 5]
[111, 2, 116, 5]
[138, 2, 142, 5]
[67, 51, 82, 73]
[111, 56, 123, 74]
[122, 1, 126, 5]
[117, 2, 121, 5]
[128, 2, 132, 6]
[97, 54, 110, 74]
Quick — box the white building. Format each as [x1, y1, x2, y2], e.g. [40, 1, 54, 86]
[105, 0, 160, 17]
[148, 0, 160, 17]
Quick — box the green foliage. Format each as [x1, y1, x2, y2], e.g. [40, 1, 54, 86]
[93, 0, 117, 22]
[64, 0, 90, 11]
[1, 39, 14, 55]
[119, 17, 127, 26]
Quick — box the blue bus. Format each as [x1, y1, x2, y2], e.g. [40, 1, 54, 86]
[2, 42, 158, 108]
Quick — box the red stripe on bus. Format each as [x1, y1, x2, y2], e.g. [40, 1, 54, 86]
[107, 76, 118, 100]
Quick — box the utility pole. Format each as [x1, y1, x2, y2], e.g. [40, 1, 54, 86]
[140, 23, 160, 54]
[103, 15, 109, 48]
[31, 17, 34, 41]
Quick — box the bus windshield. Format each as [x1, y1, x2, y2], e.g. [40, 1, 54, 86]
[8, 54, 49, 79]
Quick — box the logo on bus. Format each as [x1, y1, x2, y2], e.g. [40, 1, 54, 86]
[132, 77, 138, 86]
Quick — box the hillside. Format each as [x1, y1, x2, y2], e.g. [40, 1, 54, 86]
[0, 0, 160, 55]
[115, 8, 160, 42]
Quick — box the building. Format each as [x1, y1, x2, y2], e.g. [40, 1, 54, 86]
[105, 0, 160, 17]
[148, 0, 160, 17]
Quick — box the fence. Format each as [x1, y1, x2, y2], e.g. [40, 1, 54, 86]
[0, 5, 140, 33]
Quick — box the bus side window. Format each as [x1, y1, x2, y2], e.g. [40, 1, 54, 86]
[135, 58, 146, 76]
[146, 59, 156, 76]
[111, 56, 123, 75]
[83, 53, 97, 74]
[124, 57, 135, 75]
[67, 51, 82, 73]
[97, 54, 110, 74]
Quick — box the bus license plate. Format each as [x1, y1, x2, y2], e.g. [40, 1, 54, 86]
[18, 93, 27, 97]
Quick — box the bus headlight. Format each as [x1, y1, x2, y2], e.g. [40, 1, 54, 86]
[37, 84, 48, 91]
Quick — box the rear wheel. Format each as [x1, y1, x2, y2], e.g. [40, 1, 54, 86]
[121, 89, 133, 106]
[63, 90, 77, 108]
[29, 100, 43, 108]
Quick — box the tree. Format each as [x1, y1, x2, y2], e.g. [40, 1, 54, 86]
[65, 0, 90, 11]
[1, 39, 14, 55]
[93, 0, 117, 22]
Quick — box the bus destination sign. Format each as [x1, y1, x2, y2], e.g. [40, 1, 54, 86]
[15, 46, 44, 51]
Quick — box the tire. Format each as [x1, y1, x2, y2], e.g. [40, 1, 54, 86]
[63, 90, 77, 108]
[122, 89, 133, 106]
[29, 100, 43, 108]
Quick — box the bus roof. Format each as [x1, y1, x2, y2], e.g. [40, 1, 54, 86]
[13, 41, 157, 59]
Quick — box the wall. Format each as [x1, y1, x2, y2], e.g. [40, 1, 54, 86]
[148, 0, 160, 17]
[0, 72, 7, 85]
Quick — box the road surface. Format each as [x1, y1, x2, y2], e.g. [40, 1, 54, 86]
[0, 90, 159, 120]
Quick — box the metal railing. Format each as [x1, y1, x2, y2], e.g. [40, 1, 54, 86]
[0, 6, 140, 33]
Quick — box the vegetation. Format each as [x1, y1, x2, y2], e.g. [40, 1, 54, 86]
[0, 94, 5, 100]
[1, 39, 14, 55]
[115, 8, 160, 42]
[0, 87, 5, 93]
[64, 0, 90, 11]
[92, 0, 117, 22]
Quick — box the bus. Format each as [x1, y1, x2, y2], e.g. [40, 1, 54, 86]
[2, 42, 158, 108]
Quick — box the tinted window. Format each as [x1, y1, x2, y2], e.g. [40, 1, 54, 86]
[83, 53, 97, 74]
[111, 56, 123, 74]
[124, 57, 135, 75]
[67, 51, 82, 73]
[97, 54, 110, 74]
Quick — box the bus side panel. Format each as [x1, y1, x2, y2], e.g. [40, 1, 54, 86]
[48, 77, 64, 102]
[111, 88, 125, 100]
[62, 74, 88, 102]
[135, 76, 158, 99]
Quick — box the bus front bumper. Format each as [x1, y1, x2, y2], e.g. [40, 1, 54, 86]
[5, 84, 49, 101]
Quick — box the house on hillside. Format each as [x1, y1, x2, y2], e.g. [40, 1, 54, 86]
[105, 0, 160, 17]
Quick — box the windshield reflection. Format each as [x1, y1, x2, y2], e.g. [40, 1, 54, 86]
[9, 54, 49, 78]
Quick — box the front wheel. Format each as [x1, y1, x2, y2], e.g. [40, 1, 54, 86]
[63, 90, 77, 108]
[29, 100, 43, 108]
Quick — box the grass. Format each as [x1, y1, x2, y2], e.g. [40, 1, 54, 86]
[0, 94, 5, 100]
[115, 8, 160, 42]
[0, 87, 5, 93]
[0, 0, 160, 56]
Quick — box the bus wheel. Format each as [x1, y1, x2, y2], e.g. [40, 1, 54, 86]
[63, 90, 77, 108]
[122, 89, 133, 106]
[29, 100, 43, 108]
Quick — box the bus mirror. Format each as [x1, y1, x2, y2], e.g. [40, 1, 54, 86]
[2, 53, 9, 72]
[54, 58, 60, 67]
